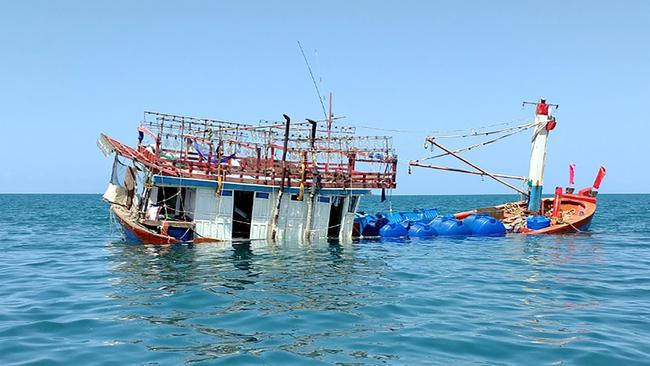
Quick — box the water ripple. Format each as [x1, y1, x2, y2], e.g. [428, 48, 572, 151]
[1, 194, 649, 365]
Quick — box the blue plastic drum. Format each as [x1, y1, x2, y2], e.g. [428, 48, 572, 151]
[462, 213, 488, 230]
[379, 222, 408, 237]
[527, 215, 551, 230]
[408, 222, 437, 237]
[470, 215, 506, 236]
[432, 216, 471, 236]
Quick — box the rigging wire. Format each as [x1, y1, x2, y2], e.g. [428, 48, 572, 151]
[298, 41, 328, 120]
[428, 117, 530, 135]
[427, 121, 537, 140]
[414, 122, 538, 163]
[349, 117, 531, 135]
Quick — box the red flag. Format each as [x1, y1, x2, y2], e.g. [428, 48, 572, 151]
[569, 163, 576, 185]
[593, 166, 606, 190]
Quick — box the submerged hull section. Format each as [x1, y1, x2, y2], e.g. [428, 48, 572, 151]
[99, 111, 397, 245]
[454, 192, 597, 235]
[110, 180, 364, 244]
[112, 205, 180, 244]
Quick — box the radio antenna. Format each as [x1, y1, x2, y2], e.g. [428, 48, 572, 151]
[297, 41, 328, 119]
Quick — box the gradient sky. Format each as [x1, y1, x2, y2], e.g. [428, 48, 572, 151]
[0, 1, 647, 194]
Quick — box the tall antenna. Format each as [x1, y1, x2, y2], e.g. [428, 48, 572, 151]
[297, 41, 328, 119]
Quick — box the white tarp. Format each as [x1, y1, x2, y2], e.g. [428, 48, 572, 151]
[102, 183, 128, 206]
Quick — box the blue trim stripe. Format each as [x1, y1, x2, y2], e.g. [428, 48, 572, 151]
[152, 175, 371, 196]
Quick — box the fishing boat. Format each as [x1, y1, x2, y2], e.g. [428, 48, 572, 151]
[98, 111, 397, 244]
[408, 98, 606, 235]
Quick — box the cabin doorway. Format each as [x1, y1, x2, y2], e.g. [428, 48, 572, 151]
[327, 196, 345, 237]
[232, 190, 254, 239]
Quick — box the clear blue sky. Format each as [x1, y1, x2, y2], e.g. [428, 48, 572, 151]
[0, 1, 647, 194]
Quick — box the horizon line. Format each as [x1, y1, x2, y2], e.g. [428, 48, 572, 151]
[0, 192, 647, 196]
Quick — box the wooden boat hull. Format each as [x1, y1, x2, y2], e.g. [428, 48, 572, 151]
[111, 205, 179, 244]
[454, 192, 597, 235]
[111, 205, 221, 244]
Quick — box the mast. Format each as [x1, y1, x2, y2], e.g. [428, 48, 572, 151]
[525, 98, 557, 212]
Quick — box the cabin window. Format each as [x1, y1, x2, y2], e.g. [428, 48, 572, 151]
[221, 190, 233, 197]
[318, 196, 330, 203]
[255, 192, 269, 199]
[290, 194, 300, 201]
[348, 196, 359, 213]
[157, 186, 179, 218]
[154, 187, 193, 220]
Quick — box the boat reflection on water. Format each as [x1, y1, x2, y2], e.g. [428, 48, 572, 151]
[107, 238, 358, 295]
[104, 238, 384, 363]
[502, 235, 605, 347]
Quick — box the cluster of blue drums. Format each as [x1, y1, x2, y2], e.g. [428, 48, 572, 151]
[356, 209, 506, 238]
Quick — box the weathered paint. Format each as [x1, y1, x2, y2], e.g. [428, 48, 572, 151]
[193, 188, 220, 239]
[250, 191, 274, 239]
[527, 113, 550, 212]
[276, 194, 308, 240]
[339, 195, 360, 240]
[310, 195, 332, 239]
[215, 190, 234, 240]
[112, 205, 179, 244]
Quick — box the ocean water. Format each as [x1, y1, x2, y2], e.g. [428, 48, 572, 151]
[0, 194, 649, 365]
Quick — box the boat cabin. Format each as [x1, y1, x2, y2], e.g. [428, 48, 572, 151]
[99, 111, 390, 243]
[141, 176, 365, 241]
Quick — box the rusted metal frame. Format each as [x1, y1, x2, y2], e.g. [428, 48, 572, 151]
[107, 136, 179, 177]
[137, 126, 159, 143]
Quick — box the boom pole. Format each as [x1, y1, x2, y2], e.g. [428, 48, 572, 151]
[428, 140, 529, 196]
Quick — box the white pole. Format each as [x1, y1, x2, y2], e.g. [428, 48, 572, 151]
[527, 101, 551, 212]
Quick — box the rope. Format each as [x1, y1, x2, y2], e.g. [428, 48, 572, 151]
[427, 121, 537, 140]
[417, 125, 536, 163]
[428, 117, 530, 135]
[549, 208, 584, 233]
[353, 117, 531, 135]
[501, 203, 527, 231]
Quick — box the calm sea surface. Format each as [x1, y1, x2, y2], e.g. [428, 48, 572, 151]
[1, 194, 649, 365]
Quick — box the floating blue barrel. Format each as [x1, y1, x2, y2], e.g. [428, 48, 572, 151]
[431, 216, 471, 236]
[400, 211, 422, 222]
[379, 222, 408, 237]
[408, 222, 437, 237]
[416, 208, 439, 223]
[384, 212, 404, 224]
[527, 216, 551, 230]
[429, 214, 455, 227]
[470, 215, 506, 236]
[462, 213, 487, 229]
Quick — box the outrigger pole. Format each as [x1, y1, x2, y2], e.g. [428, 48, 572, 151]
[408, 162, 526, 181]
[427, 139, 529, 196]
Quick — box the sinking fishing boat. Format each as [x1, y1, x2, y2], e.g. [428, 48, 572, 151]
[98, 111, 397, 244]
[407, 98, 606, 235]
